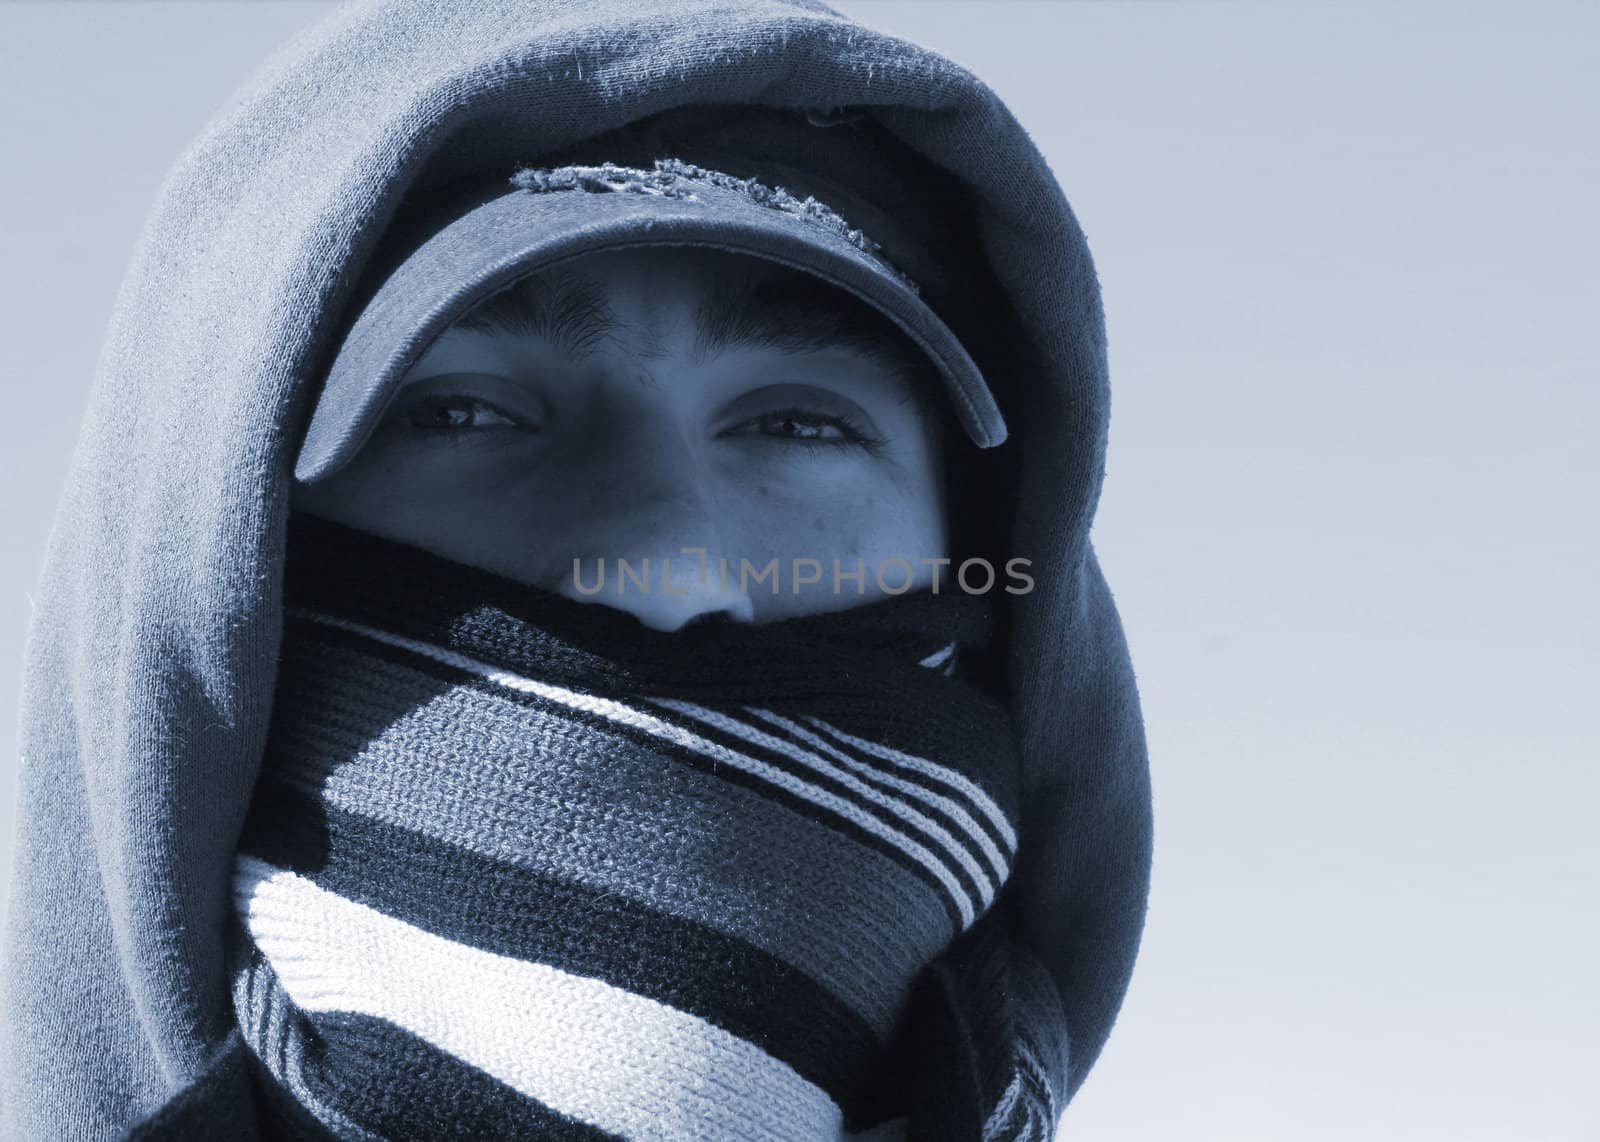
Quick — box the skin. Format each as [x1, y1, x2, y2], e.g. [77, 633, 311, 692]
[292, 245, 949, 630]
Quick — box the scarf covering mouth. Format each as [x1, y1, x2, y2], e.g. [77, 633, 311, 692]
[228, 511, 1064, 1140]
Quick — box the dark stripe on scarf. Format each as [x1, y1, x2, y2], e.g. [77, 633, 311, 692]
[282, 612, 971, 931]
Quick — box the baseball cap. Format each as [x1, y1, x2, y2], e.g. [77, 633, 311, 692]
[293, 106, 1009, 483]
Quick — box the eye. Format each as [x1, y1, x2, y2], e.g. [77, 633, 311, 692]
[724, 405, 884, 452]
[382, 374, 542, 437]
[402, 394, 519, 431]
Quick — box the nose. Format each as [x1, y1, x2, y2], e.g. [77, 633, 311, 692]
[554, 405, 756, 632]
[560, 534, 756, 631]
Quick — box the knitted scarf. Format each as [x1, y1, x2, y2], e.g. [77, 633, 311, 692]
[228, 511, 1065, 1141]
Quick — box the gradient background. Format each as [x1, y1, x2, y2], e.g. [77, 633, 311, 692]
[2, 2, 1595, 1138]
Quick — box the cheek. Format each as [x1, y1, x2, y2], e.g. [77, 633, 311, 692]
[296, 442, 495, 527]
[290, 441, 569, 582]
[719, 461, 947, 570]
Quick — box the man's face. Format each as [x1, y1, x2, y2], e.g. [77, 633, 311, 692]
[293, 245, 949, 629]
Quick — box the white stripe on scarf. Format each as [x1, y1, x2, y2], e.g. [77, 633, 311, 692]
[235, 856, 842, 1140]
[739, 708, 1012, 882]
[644, 698, 1002, 907]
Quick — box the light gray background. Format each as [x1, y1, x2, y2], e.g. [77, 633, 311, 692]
[2, 2, 1596, 1138]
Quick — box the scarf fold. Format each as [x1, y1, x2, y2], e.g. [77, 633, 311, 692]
[229, 511, 1057, 1140]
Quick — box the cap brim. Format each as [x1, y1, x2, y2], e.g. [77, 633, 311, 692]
[294, 174, 1007, 482]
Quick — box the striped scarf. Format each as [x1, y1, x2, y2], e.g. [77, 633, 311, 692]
[229, 511, 1059, 1140]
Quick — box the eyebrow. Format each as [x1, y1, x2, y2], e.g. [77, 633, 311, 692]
[447, 262, 931, 391]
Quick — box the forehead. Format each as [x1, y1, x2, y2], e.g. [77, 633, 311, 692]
[441, 246, 937, 378]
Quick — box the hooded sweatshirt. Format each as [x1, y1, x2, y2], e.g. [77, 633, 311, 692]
[0, 1, 1153, 1138]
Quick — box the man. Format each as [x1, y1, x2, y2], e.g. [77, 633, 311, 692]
[0, 2, 1152, 1138]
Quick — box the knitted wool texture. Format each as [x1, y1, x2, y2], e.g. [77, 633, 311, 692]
[228, 512, 1066, 1140]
